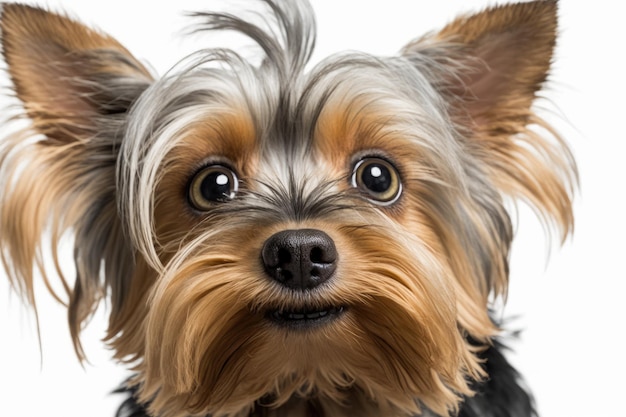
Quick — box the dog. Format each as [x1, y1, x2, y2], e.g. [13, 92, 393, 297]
[0, 1, 576, 416]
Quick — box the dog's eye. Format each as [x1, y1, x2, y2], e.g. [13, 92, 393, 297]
[188, 165, 239, 210]
[351, 158, 402, 205]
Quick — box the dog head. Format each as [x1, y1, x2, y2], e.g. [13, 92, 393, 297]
[0, 1, 575, 416]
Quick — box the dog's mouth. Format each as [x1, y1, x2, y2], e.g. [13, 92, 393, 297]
[267, 306, 346, 329]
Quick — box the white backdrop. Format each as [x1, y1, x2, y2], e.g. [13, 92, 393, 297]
[0, 1, 623, 416]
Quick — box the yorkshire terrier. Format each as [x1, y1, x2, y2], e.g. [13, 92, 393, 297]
[0, 1, 576, 416]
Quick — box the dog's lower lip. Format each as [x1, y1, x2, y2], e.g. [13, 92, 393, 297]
[268, 306, 345, 327]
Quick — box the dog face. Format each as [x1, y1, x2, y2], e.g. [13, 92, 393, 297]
[0, 1, 576, 416]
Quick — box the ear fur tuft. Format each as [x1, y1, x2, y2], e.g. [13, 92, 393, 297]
[403, 0, 576, 242]
[0, 3, 153, 359]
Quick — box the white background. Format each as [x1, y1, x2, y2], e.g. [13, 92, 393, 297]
[0, 1, 624, 416]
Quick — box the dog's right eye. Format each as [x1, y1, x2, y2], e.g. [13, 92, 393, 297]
[188, 165, 239, 210]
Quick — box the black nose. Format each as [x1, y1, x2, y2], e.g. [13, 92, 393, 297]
[261, 229, 338, 290]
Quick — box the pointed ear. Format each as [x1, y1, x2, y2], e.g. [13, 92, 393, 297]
[1, 3, 153, 141]
[0, 4, 153, 358]
[402, 0, 576, 239]
[414, 0, 559, 128]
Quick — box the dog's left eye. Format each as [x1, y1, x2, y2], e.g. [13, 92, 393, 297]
[188, 165, 239, 210]
[351, 157, 402, 205]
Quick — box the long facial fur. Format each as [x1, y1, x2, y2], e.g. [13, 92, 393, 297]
[0, 1, 576, 417]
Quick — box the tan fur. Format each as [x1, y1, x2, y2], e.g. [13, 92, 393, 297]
[0, 3, 152, 359]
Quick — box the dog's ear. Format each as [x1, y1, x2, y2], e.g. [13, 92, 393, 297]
[0, 4, 153, 358]
[402, 0, 576, 240]
[1, 3, 153, 141]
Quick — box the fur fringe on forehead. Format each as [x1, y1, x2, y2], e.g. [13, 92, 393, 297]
[118, 0, 463, 272]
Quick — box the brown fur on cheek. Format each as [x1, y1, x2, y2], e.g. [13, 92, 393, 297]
[331, 223, 485, 415]
[135, 226, 278, 416]
[314, 97, 501, 340]
[106, 109, 258, 378]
